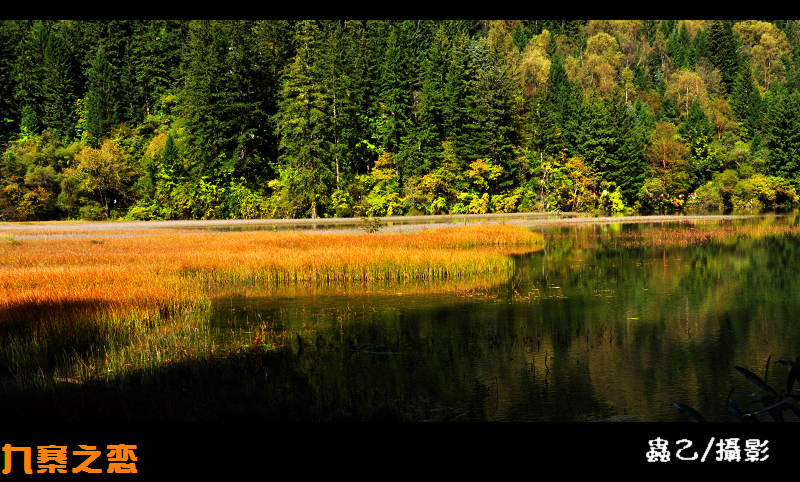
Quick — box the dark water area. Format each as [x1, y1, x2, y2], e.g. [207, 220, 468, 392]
[206, 215, 800, 421]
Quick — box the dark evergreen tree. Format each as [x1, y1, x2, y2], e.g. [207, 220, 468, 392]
[468, 25, 524, 187]
[275, 20, 335, 218]
[546, 54, 583, 154]
[614, 98, 649, 202]
[693, 28, 711, 62]
[0, 21, 24, 142]
[764, 86, 800, 178]
[40, 28, 80, 141]
[578, 94, 618, 181]
[731, 62, 764, 139]
[709, 20, 739, 93]
[345, 20, 385, 175]
[376, 23, 413, 179]
[680, 100, 717, 186]
[442, 31, 477, 167]
[14, 21, 50, 135]
[679, 99, 713, 139]
[86, 46, 122, 141]
[125, 20, 187, 121]
[182, 21, 279, 183]
[413, 25, 451, 174]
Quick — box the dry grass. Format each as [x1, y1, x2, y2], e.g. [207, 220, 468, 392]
[0, 224, 542, 385]
[0, 224, 541, 316]
[549, 222, 800, 249]
[611, 223, 800, 248]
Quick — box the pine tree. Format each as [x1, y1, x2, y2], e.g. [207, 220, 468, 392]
[680, 100, 718, 186]
[765, 86, 800, 177]
[731, 62, 763, 139]
[182, 21, 230, 177]
[376, 24, 413, 168]
[442, 31, 477, 167]
[709, 20, 739, 94]
[0, 21, 24, 142]
[275, 20, 335, 218]
[346, 20, 384, 175]
[318, 20, 358, 189]
[679, 99, 713, 139]
[414, 25, 450, 174]
[526, 94, 565, 171]
[469, 23, 524, 187]
[693, 28, 711, 62]
[40, 28, 80, 142]
[546, 54, 583, 154]
[86, 46, 122, 141]
[125, 20, 186, 121]
[14, 21, 51, 135]
[182, 21, 277, 183]
[668, 25, 689, 70]
[613, 96, 648, 202]
[78, 21, 134, 124]
[578, 94, 618, 181]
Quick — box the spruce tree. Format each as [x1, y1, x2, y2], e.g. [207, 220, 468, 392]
[693, 28, 711, 62]
[546, 54, 583, 154]
[731, 63, 763, 139]
[14, 21, 50, 135]
[765, 86, 800, 178]
[182, 21, 276, 182]
[469, 25, 524, 187]
[442, 31, 477, 167]
[275, 20, 335, 218]
[614, 96, 648, 202]
[579, 94, 618, 181]
[86, 47, 122, 141]
[376, 24, 413, 168]
[414, 25, 450, 174]
[40, 29, 80, 142]
[125, 20, 186, 121]
[709, 20, 739, 94]
[0, 21, 23, 142]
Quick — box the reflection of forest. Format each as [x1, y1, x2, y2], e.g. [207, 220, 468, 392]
[227, 218, 800, 421]
[506, 219, 800, 421]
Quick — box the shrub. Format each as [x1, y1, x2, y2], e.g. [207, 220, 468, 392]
[686, 182, 723, 212]
[127, 203, 162, 221]
[636, 178, 668, 214]
[79, 202, 107, 220]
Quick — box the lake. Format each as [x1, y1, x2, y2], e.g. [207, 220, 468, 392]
[199, 214, 800, 421]
[2, 213, 798, 422]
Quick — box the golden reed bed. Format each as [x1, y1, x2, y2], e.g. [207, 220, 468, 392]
[0, 224, 543, 321]
[0, 224, 542, 384]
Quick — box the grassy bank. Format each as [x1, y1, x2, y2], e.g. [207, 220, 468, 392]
[0, 224, 542, 387]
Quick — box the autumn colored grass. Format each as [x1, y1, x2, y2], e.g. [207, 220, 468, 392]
[611, 223, 800, 248]
[548, 221, 800, 249]
[0, 224, 541, 312]
[0, 224, 542, 387]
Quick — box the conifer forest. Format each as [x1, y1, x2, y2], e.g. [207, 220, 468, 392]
[1, 19, 799, 221]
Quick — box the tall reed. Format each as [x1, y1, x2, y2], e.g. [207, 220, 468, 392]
[0, 224, 542, 386]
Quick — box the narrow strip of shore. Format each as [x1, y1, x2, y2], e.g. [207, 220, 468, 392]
[0, 212, 777, 239]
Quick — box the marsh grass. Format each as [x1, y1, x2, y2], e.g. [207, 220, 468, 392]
[549, 222, 800, 250]
[1, 235, 20, 246]
[0, 224, 542, 389]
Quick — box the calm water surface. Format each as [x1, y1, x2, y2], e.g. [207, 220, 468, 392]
[209, 215, 800, 421]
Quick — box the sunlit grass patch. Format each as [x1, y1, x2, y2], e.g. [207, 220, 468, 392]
[0, 224, 542, 387]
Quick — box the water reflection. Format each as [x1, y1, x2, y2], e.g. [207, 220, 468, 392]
[209, 216, 800, 421]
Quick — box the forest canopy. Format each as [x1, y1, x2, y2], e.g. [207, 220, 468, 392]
[1, 19, 800, 221]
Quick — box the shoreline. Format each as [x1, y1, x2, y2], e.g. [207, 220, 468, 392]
[0, 212, 778, 238]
